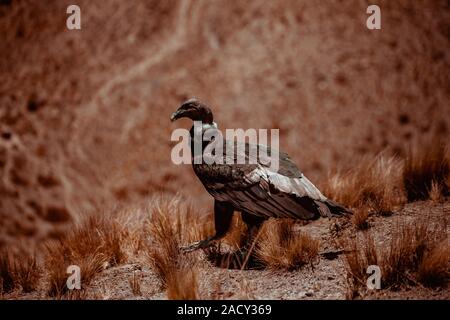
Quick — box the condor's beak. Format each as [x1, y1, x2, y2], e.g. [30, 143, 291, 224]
[170, 110, 182, 122]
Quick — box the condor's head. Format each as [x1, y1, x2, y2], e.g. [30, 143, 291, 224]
[171, 99, 214, 124]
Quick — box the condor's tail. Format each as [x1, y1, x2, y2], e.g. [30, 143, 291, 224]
[315, 198, 352, 218]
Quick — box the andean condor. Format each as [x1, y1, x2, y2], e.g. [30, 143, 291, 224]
[171, 99, 350, 252]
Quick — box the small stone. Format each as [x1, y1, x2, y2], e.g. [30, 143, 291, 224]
[305, 291, 314, 297]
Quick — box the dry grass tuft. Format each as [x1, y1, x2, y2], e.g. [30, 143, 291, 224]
[428, 180, 444, 202]
[344, 217, 449, 296]
[102, 221, 127, 266]
[257, 219, 319, 270]
[323, 154, 405, 214]
[403, 139, 449, 202]
[417, 241, 450, 287]
[13, 255, 41, 293]
[0, 251, 41, 294]
[146, 207, 181, 287]
[343, 233, 378, 295]
[351, 208, 370, 230]
[382, 219, 448, 288]
[45, 216, 126, 297]
[0, 251, 15, 294]
[145, 196, 201, 298]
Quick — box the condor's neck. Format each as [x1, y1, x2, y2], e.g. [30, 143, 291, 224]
[189, 122, 218, 159]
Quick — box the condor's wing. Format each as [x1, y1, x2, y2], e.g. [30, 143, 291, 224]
[195, 141, 349, 220]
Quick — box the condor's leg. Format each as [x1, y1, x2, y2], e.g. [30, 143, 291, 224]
[241, 211, 265, 250]
[180, 200, 234, 253]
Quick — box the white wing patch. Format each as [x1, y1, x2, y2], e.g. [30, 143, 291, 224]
[245, 165, 327, 201]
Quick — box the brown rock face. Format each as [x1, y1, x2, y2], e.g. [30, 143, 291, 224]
[0, 0, 449, 251]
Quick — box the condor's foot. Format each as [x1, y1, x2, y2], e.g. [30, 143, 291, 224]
[180, 236, 216, 253]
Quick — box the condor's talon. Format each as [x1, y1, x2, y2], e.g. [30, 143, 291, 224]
[180, 237, 215, 253]
[180, 241, 202, 253]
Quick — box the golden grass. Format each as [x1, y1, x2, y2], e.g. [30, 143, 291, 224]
[343, 217, 449, 296]
[0, 251, 41, 294]
[257, 219, 319, 270]
[323, 154, 405, 215]
[403, 139, 449, 202]
[324, 141, 449, 218]
[12, 255, 41, 293]
[351, 208, 370, 230]
[428, 180, 444, 202]
[382, 219, 448, 288]
[343, 233, 378, 292]
[0, 251, 15, 294]
[146, 208, 181, 287]
[145, 196, 202, 299]
[45, 216, 125, 297]
[417, 241, 450, 287]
